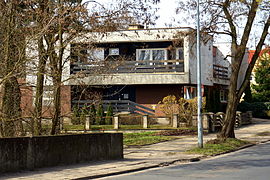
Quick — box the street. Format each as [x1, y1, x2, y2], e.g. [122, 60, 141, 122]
[105, 141, 270, 180]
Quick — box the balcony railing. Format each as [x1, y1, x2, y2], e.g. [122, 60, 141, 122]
[70, 59, 184, 74]
[213, 64, 229, 80]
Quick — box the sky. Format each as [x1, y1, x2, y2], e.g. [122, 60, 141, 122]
[82, 0, 188, 28]
[81, 0, 269, 49]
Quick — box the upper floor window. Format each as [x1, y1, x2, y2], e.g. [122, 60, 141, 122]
[136, 49, 168, 61]
[109, 48, 119, 56]
[87, 48, 105, 62]
[176, 48, 184, 60]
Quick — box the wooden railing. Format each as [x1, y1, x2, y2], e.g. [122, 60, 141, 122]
[213, 64, 229, 80]
[70, 59, 184, 74]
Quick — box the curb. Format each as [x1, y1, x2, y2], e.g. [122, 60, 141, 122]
[74, 139, 270, 179]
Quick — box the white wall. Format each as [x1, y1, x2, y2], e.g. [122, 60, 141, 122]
[189, 36, 214, 86]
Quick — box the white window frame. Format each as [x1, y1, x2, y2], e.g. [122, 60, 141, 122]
[87, 48, 105, 62]
[136, 48, 168, 65]
[109, 48, 119, 56]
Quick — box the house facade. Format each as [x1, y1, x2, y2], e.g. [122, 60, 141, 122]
[24, 26, 231, 116]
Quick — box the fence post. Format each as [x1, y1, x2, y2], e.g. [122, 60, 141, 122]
[143, 115, 149, 129]
[114, 115, 119, 129]
[172, 114, 179, 128]
[85, 115, 90, 130]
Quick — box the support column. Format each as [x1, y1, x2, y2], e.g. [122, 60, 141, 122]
[143, 115, 149, 129]
[172, 114, 179, 128]
[114, 115, 119, 129]
[85, 116, 90, 130]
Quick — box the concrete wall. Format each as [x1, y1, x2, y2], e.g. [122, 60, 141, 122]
[0, 133, 123, 173]
[189, 35, 214, 86]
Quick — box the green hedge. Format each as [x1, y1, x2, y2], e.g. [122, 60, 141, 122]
[237, 102, 269, 118]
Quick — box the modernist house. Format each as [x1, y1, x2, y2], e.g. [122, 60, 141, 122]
[24, 26, 231, 116]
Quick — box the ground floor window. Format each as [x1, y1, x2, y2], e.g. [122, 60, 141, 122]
[184, 86, 197, 99]
[220, 89, 228, 102]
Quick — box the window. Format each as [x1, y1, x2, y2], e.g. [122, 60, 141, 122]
[220, 90, 228, 102]
[184, 86, 197, 99]
[176, 48, 184, 60]
[136, 49, 167, 61]
[87, 48, 105, 62]
[109, 48, 119, 56]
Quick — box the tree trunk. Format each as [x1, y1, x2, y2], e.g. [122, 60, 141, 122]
[0, 2, 23, 137]
[1, 77, 23, 137]
[50, 79, 61, 135]
[33, 37, 47, 136]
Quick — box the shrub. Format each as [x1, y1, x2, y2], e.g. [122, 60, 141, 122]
[158, 95, 178, 116]
[237, 102, 268, 118]
[71, 106, 81, 125]
[119, 115, 141, 125]
[96, 104, 105, 125]
[105, 103, 113, 125]
[89, 104, 96, 125]
[159, 95, 206, 127]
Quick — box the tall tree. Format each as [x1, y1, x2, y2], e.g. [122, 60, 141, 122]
[0, 1, 28, 137]
[27, 0, 160, 135]
[252, 48, 270, 102]
[176, 0, 270, 139]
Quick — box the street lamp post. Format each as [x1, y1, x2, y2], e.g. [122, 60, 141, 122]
[196, 0, 203, 148]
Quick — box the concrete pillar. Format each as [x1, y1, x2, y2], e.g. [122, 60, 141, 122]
[85, 116, 90, 130]
[114, 115, 119, 129]
[172, 114, 179, 128]
[205, 112, 214, 132]
[143, 115, 149, 129]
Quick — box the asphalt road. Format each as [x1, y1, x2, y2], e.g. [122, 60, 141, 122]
[104, 141, 270, 180]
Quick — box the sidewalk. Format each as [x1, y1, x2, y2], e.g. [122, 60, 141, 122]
[1, 118, 270, 180]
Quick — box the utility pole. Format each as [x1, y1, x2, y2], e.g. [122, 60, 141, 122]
[196, 0, 203, 148]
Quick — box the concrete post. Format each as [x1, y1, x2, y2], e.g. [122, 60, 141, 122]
[114, 115, 119, 129]
[143, 115, 149, 129]
[172, 114, 179, 128]
[85, 116, 90, 130]
[205, 112, 214, 133]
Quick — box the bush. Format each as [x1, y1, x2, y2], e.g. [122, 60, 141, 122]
[105, 104, 113, 125]
[96, 104, 105, 125]
[119, 115, 141, 125]
[159, 95, 206, 127]
[237, 102, 268, 118]
[71, 106, 81, 125]
[89, 104, 96, 125]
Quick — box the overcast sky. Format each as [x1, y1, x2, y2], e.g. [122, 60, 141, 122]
[81, 0, 269, 48]
[82, 0, 190, 28]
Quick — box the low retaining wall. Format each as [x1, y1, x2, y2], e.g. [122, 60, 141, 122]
[0, 133, 123, 173]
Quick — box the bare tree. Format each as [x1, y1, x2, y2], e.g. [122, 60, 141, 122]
[176, 0, 270, 139]
[0, 1, 28, 137]
[27, 0, 160, 135]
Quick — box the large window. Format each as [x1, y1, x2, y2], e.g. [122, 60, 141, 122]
[87, 48, 105, 62]
[136, 49, 167, 61]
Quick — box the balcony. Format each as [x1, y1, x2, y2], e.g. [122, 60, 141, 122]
[70, 59, 184, 75]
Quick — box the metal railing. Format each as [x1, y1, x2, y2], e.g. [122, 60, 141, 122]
[70, 59, 184, 74]
[72, 100, 155, 115]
